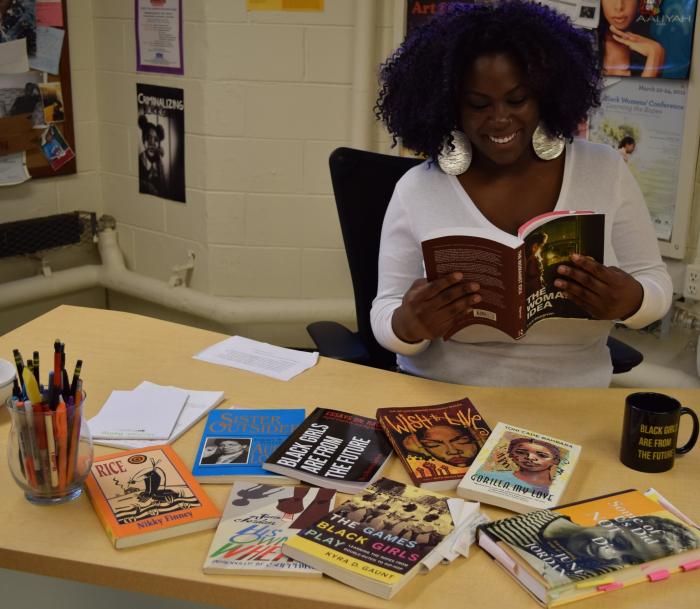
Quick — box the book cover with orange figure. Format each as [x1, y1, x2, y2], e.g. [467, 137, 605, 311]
[85, 444, 220, 549]
[377, 397, 491, 491]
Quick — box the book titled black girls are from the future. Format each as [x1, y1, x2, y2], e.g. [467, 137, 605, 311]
[263, 408, 393, 494]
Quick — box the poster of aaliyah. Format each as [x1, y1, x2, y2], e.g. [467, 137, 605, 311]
[136, 83, 186, 203]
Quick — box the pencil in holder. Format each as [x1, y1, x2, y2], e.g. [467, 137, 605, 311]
[6, 391, 93, 505]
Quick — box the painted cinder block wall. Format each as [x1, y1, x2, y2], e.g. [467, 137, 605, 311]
[0, 0, 698, 344]
[92, 0, 396, 346]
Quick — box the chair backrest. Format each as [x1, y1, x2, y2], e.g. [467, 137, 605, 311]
[329, 147, 423, 370]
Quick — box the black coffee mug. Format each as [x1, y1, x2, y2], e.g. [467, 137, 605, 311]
[620, 392, 699, 473]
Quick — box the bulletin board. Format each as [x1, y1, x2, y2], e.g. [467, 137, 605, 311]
[29, 1, 75, 178]
[0, 0, 76, 179]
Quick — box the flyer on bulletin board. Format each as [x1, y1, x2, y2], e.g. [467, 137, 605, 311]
[136, 83, 186, 203]
[135, 0, 184, 75]
[588, 78, 687, 240]
[597, 0, 697, 79]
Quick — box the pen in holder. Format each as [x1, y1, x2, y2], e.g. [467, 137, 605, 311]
[6, 391, 93, 505]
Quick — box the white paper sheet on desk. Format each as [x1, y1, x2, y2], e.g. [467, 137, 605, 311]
[92, 381, 225, 449]
[88, 384, 189, 440]
[193, 335, 319, 381]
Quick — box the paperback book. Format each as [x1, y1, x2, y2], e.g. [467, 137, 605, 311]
[262, 408, 393, 494]
[376, 396, 491, 490]
[203, 482, 336, 576]
[192, 408, 306, 483]
[422, 211, 604, 339]
[457, 422, 581, 513]
[282, 478, 459, 599]
[478, 488, 700, 607]
[85, 445, 220, 549]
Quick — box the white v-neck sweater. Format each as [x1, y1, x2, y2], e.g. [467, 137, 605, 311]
[370, 139, 672, 387]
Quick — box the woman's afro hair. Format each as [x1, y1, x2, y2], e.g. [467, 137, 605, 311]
[375, 0, 601, 159]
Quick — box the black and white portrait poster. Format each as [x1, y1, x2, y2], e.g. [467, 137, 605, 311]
[136, 83, 185, 203]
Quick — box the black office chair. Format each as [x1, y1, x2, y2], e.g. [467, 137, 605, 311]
[307, 147, 643, 376]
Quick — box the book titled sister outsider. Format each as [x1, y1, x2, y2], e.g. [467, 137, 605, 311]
[422, 211, 604, 339]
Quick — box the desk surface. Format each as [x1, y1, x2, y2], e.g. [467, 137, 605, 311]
[0, 305, 698, 609]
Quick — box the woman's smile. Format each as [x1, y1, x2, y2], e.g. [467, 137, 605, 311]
[487, 131, 519, 145]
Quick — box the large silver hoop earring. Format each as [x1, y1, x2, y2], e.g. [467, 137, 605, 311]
[438, 131, 472, 175]
[532, 123, 564, 160]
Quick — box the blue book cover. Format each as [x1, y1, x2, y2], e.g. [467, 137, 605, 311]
[192, 409, 306, 483]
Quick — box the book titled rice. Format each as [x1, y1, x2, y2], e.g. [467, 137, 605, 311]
[457, 422, 581, 513]
[203, 482, 336, 576]
[85, 445, 220, 549]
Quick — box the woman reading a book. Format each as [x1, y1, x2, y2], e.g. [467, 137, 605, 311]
[370, 1, 671, 387]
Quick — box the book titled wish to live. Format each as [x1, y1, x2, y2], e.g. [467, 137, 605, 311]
[192, 408, 306, 483]
[376, 396, 491, 491]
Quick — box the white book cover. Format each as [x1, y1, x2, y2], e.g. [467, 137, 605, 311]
[203, 482, 336, 576]
[457, 422, 581, 513]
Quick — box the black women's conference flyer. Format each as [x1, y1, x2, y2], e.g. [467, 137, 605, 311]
[136, 83, 186, 203]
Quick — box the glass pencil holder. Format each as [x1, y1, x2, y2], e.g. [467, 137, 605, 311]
[6, 393, 93, 505]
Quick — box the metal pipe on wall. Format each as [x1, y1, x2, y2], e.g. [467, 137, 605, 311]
[0, 228, 355, 327]
[350, 0, 378, 150]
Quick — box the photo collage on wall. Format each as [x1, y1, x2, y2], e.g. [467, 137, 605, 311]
[0, 0, 74, 184]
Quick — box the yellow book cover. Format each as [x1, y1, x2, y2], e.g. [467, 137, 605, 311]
[85, 444, 221, 549]
[283, 477, 455, 599]
[479, 489, 700, 607]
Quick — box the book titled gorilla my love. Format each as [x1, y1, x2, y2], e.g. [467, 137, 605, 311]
[376, 396, 491, 491]
[421, 211, 604, 340]
[262, 408, 393, 494]
[136, 83, 185, 202]
[457, 422, 581, 513]
[477, 489, 700, 607]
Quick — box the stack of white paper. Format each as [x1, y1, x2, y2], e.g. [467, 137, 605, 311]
[89, 381, 224, 449]
[193, 335, 319, 381]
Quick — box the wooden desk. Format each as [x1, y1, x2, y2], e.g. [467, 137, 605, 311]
[0, 305, 698, 609]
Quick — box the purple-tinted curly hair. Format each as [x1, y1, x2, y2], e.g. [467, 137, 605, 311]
[375, 1, 602, 159]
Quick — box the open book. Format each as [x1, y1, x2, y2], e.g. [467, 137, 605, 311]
[422, 211, 604, 340]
